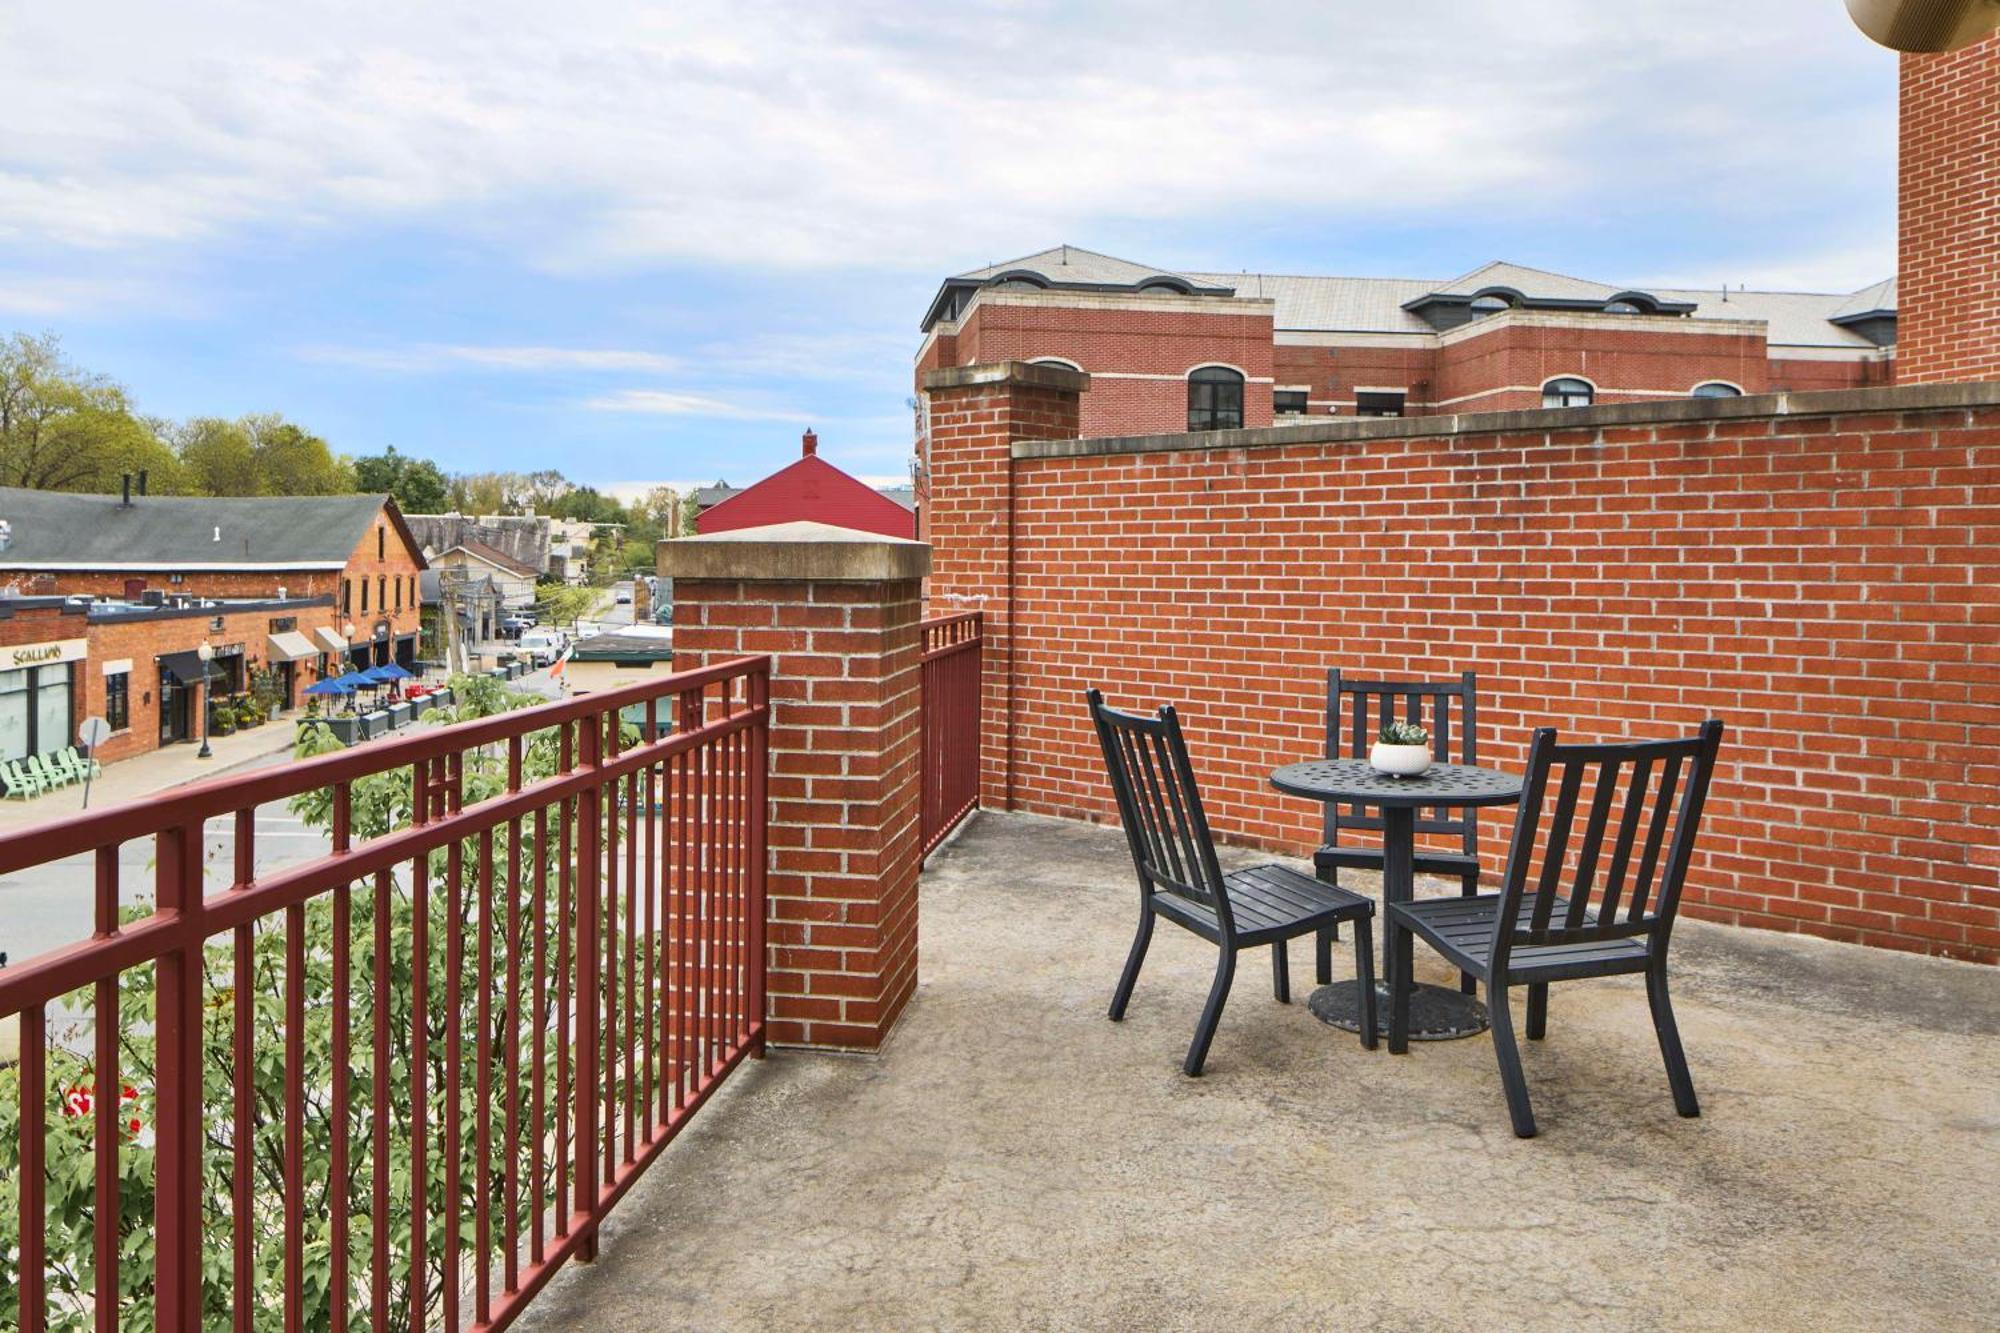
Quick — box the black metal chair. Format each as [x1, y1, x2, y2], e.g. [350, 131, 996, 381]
[1386, 720, 1725, 1137]
[1087, 689, 1378, 1075]
[1318, 669, 1481, 993]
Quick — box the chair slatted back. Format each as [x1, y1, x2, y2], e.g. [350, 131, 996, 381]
[1493, 721, 1724, 963]
[1087, 689, 1233, 934]
[1324, 669, 1479, 848]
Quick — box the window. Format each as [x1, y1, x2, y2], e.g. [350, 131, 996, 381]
[1354, 391, 1406, 418]
[1542, 377, 1594, 408]
[394, 576, 402, 610]
[1273, 389, 1309, 416]
[1604, 300, 1642, 314]
[360, 578, 369, 612]
[377, 526, 386, 560]
[1470, 294, 1511, 316]
[342, 580, 352, 615]
[105, 670, 130, 732]
[1187, 367, 1245, 432]
[378, 575, 387, 611]
[1692, 381, 1742, 398]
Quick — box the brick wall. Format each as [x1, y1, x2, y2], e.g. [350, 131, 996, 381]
[0, 599, 338, 765]
[666, 567, 925, 1050]
[1898, 33, 2000, 383]
[1432, 314, 1773, 410]
[925, 366, 2000, 964]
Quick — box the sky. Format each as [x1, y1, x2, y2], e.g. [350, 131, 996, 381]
[0, 1, 1899, 494]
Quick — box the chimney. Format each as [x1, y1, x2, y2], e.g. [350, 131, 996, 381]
[120, 474, 131, 507]
[802, 428, 818, 458]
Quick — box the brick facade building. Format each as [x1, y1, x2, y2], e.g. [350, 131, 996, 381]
[0, 592, 338, 767]
[916, 247, 1897, 443]
[1897, 31, 2000, 383]
[0, 489, 427, 670]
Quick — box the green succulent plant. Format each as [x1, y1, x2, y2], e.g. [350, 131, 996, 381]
[1378, 720, 1430, 747]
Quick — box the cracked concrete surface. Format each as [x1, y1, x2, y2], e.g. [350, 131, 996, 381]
[519, 811, 2000, 1331]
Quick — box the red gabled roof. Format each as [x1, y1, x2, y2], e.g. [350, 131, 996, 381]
[695, 453, 914, 539]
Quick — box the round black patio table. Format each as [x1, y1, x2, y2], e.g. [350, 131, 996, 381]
[1269, 758, 1523, 1042]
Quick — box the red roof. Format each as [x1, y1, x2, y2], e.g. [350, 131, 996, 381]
[695, 447, 914, 540]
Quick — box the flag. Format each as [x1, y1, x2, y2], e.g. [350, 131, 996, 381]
[548, 643, 573, 678]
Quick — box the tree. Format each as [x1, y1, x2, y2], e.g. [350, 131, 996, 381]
[0, 332, 178, 493]
[354, 446, 450, 513]
[523, 469, 570, 512]
[242, 415, 353, 495]
[548, 485, 623, 525]
[174, 417, 262, 495]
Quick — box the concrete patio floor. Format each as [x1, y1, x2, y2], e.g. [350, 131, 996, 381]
[520, 811, 2000, 1331]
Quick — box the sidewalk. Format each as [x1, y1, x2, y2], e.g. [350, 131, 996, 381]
[0, 717, 301, 835]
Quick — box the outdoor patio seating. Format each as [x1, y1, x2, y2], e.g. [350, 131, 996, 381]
[1087, 689, 1378, 1074]
[1318, 669, 1481, 993]
[1386, 720, 1725, 1137]
[1, 758, 44, 798]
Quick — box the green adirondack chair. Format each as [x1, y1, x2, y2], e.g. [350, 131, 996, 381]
[50, 748, 87, 784]
[65, 745, 102, 780]
[1, 759, 41, 798]
[30, 753, 72, 788]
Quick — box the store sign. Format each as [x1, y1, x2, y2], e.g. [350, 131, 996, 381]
[5, 638, 87, 669]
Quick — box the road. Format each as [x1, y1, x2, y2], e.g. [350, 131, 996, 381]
[0, 795, 333, 969]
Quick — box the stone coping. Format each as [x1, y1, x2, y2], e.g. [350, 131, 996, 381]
[923, 360, 1091, 393]
[658, 520, 931, 583]
[1010, 378, 2000, 460]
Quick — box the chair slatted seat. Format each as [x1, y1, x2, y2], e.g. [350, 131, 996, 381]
[1318, 670, 1482, 993]
[1387, 720, 1725, 1137]
[1088, 689, 1378, 1075]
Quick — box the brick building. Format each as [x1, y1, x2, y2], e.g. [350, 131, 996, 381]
[0, 488, 427, 670]
[916, 246, 1897, 440]
[1897, 31, 2000, 382]
[0, 591, 339, 767]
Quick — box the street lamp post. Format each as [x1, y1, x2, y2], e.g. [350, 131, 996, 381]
[195, 641, 215, 759]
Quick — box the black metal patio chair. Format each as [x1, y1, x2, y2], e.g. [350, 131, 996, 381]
[1319, 669, 1482, 994]
[1386, 720, 1725, 1137]
[1087, 689, 1378, 1075]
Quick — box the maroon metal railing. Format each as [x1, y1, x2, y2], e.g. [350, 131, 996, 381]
[919, 613, 982, 858]
[0, 655, 769, 1331]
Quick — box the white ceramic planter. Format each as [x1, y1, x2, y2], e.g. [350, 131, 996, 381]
[1369, 742, 1433, 777]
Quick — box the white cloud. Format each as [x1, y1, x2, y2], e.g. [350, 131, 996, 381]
[581, 389, 813, 422]
[0, 2, 1896, 280]
[298, 343, 682, 373]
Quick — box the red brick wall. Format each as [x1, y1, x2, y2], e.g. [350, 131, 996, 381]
[1433, 317, 1772, 411]
[1275, 343, 1440, 414]
[927, 370, 2000, 964]
[1899, 33, 2000, 383]
[0, 601, 338, 765]
[937, 296, 1275, 437]
[669, 576, 924, 1050]
[1768, 355, 1894, 393]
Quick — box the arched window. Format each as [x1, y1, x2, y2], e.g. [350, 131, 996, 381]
[1542, 377, 1594, 408]
[1692, 381, 1742, 398]
[1470, 294, 1511, 317]
[1604, 300, 1642, 314]
[1029, 357, 1082, 372]
[1187, 367, 1244, 432]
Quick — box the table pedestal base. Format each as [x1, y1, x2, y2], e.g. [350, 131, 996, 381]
[1307, 980, 1489, 1042]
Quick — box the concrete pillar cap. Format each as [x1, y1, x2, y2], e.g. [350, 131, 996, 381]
[658, 521, 931, 582]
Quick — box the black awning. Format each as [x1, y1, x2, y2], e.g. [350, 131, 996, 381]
[157, 650, 222, 687]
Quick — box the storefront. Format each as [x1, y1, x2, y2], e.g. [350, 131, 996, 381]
[265, 626, 322, 714]
[0, 637, 84, 763]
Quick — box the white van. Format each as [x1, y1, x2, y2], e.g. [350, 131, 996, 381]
[517, 628, 567, 667]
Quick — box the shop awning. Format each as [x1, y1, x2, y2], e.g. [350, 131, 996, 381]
[266, 631, 319, 662]
[313, 627, 348, 655]
[156, 650, 222, 687]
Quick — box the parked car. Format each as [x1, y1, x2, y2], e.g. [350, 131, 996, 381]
[501, 614, 537, 638]
[614, 588, 633, 605]
[517, 627, 567, 666]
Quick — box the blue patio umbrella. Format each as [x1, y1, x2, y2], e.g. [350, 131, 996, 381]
[332, 671, 377, 691]
[371, 662, 414, 681]
[304, 677, 355, 697]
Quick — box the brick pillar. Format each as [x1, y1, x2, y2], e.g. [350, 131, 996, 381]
[918, 360, 1087, 811]
[1898, 31, 2000, 383]
[660, 522, 930, 1052]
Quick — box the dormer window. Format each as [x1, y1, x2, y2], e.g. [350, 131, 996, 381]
[1470, 294, 1511, 316]
[1604, 300, 1641, 314]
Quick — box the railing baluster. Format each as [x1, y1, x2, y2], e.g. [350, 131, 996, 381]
[19, 1001, 47, 1333]
[331, 874, 352, 1333]
[92, 846, 120, 1333]
[575, 710, 601, 1261]
[408, 846, 429, 1333]
[155, 820, 205, 1331]
[475, 827, 493, 1326]
[443, 832, 463, 1330]
[371, 867, 391, 1333]
[504, 802, 523, 1296]
[530, 804, 549, 1269]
